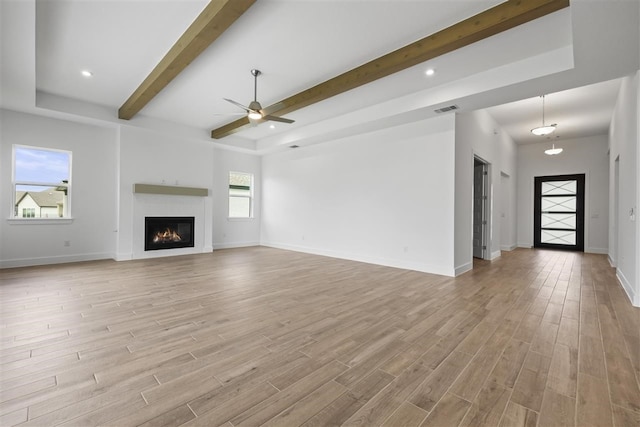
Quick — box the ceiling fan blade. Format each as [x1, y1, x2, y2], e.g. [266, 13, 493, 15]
[223, 98, 250, 112]
[262, 114, 294, 124]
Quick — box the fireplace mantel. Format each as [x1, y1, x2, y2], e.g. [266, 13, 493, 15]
[133, 183, 208, 197]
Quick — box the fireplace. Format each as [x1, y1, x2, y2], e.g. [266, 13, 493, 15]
[145, 217, 195, 251]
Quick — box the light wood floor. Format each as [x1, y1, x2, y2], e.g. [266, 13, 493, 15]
[1, 247, 639, 427]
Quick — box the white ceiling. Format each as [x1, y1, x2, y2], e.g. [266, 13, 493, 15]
[486, 78, 623, 145]
[2, 0, 639, 153]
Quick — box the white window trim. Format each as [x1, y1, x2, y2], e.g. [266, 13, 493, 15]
[228, 171, 254, 219]
[11, 144, 73, 220]
[7, 218, 74, 225]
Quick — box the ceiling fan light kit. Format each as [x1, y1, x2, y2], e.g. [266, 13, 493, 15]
[222, 69, 295, 125]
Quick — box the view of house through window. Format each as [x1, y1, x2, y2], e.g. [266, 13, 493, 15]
[228, 171, 253, 218]
[13, 145, 71, 218]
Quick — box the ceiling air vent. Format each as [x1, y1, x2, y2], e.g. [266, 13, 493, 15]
[289, 145, 300, 149]
[434, 105, 459, 114]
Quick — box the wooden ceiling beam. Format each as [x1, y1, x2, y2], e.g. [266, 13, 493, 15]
[118, 0, 256, 120]
[211, 0, 569, 139]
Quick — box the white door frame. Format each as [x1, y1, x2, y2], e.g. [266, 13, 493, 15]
[473, 155, 491, 260]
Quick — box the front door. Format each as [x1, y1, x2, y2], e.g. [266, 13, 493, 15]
[534, 174, 585, 251]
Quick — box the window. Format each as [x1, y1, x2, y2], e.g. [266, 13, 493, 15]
[13, 145, 72, 219]
[228, 171, 253, 218]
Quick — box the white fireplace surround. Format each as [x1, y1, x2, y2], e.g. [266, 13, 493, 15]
[130, 185, 212, 260]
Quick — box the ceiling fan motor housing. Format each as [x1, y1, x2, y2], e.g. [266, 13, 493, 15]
[248, 100, 262, 112]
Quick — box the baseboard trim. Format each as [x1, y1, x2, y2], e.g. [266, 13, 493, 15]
[0, 252, 112, 269]
[261, 241, 455, 277]
[455, 262, 473, 276]
[213, 241, 260, 250]
[616, 268, 639, 307]
[500, 244, 517, 251]
[490, 250, 502, 260]
[608, 255, 616, 268]
[116, 252, 133, 261]
[585, 247, 608, 254]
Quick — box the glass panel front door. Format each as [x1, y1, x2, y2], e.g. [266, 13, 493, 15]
[534, 174, 585, 251]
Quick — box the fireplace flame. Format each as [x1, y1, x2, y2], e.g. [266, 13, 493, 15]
[152, 228, 182, 243]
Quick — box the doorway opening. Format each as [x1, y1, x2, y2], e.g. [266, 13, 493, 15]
[473, 157, 490, 259]
[612, 157, 620, 265]
[533, 174, 585, 251]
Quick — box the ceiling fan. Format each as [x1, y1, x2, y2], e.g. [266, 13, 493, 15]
[223, 69, 294, 124]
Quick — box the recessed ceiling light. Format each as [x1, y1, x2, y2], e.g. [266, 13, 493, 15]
[425, 68, 435, 76]
[269, 124, 275, 129]
[81, 70, 93, 77]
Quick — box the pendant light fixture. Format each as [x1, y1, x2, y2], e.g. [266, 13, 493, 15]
[544, 143, 563, 155]
[531, 95, 557, 136]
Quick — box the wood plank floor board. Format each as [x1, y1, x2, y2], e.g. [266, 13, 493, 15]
[18, 375, 156, 427]
[449, 321, 516, 402]
[182, 382, 280, 427]
[26, 375, 152, 420]
[261, 380, 347, 426]
[378, 334, 439, 377]
[537, 388, 576, 427]
[612, 403, 640, 427]
[300, 369, 396, 427]
[488, 338, 530, 390]
[1, 247, 638, 426]
[137, 404, 196, 427]
[529, 320, 559, 357]
[420, 392, 471, 427]
[0, 375, 57, 405]
[334, 337, 409, 387]
[459, 380, 510, 427]
[214, 348, 310, 387]
[556, 316, 580, 350]
[546, 342, 578, 398]
[380, 401, 428, 427]
[499, 401, 538, 427]
[341, 357, 434, 426]
[230, 360, 349, 427]
[579, 334, 607, 379]
[0, 407, 28, 427]
[408, 350, 473, 411]
[510, 351, 552, 412]
[576, 372, 614, 427]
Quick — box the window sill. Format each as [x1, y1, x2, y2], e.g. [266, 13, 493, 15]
[227, 217, 254, 222]
[7, 218, 74, 225]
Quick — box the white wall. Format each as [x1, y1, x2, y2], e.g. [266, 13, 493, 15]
[516, 135, 610, 254]
[0, 109, 117, 267]
[609, 72, 639, 306]
[261, 115, 456, 276]
[454, 109, 518, 274]
[0, 110, 262, 267]
[116, 125, 214, 260]
[500, 172, 517, 251]
[212, 147, 261, 249]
